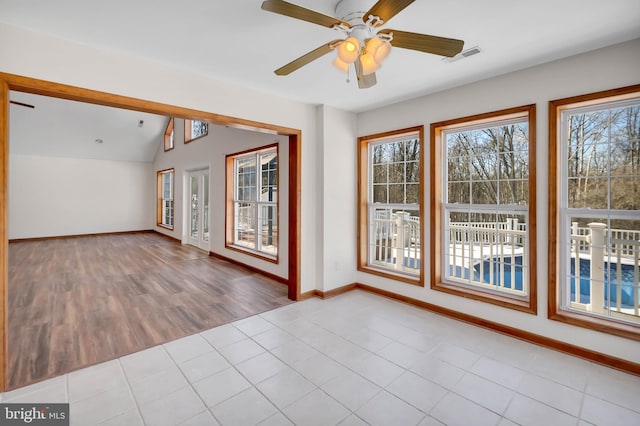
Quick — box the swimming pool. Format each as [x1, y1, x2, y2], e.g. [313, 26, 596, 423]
[447, 256, 637, 308]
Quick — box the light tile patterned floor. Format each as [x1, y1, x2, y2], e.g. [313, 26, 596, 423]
[2, 290, 640, 425]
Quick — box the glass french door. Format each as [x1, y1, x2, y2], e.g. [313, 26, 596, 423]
[187, 169, 209, 251]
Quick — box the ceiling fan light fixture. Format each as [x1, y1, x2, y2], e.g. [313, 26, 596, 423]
[332, 56, 349, 73]
[337, 36, 360, 63]
[359, 51, 380, 75]
[366, 37, 391, 64]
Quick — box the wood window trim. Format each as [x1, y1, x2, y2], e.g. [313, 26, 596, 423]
[357, 126, 425, 286]
[156, 168, 175, 230]
[184, 118, 208, 144]
[164, 117, 174, 151]
[430, 104, 537, 314]
[225, 143, 280, 264]
[548, 84, 640, 341]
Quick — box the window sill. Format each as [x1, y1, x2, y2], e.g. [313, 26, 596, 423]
[549, 307, 640, 341]
[432, 280, 536, 314]
[225, 244, 279, 264]
[157, 224, 174, 231]
[358, 264, 422, 286]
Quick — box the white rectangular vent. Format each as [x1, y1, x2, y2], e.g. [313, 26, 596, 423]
[443, 46, 481, 63]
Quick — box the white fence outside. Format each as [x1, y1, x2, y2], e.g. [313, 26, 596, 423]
[371, 213, 640, 320]
[570, 223, 640, 319]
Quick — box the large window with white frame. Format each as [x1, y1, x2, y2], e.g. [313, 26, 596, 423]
[157, 168, 174, 229]
[226, 145, 278, 260]
[358, 127, 424, 285]
[431, 105, 536, 313]
[550, 85, 640, 339]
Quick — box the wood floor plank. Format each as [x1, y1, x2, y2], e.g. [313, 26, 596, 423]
[7, 232, 292, 389]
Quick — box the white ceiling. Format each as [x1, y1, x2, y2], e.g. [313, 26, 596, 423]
[1, 0, 639, 113]
[9, 92, 168, 162]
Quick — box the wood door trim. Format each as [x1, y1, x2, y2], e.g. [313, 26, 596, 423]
[0, 72, 302, 391]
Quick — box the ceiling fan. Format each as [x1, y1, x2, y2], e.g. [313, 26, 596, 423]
[261, 0, 465, 88]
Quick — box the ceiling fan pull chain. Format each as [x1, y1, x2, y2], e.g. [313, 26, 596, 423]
[346, 65, 351, 84]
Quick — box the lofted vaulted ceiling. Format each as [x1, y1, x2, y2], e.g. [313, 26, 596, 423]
[9, 92, 168, 162]
[1, 0, 639, 113]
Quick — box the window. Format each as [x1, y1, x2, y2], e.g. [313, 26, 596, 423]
[164, 117, 174, 151]
[226, 145, 278, 260]
[431, 105, 536, 313]
[157, 168, 174, 229]
[184, 119, 208, 143]
[549, 85, 640, 339]
[358, 127, 424, 285]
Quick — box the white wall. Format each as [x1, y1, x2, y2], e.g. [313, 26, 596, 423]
[316, 105, 358, 292]
[153, 120, 289, 279]
[354, 39, 640, 362]
[8, 155, 153, 239]
[0, 22, 319, 292]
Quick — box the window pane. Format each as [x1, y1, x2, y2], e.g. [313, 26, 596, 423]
[259, 204, 278, 255]
[448, 182, 470, 204]
[373, 164, 387, 184]
[191, 120, 208, 139]
[230, 147, 278, 257]
[406, 161, 419, 183]
[366, 134, 421, 277]
[406, 184, 419, 205]
[388, 184, 405, 204]
[373, 185, 387, 203]
[560, 98, 640, 326]
[389, 162, 405, 183]
[442, 117, 530, 300]
[235, 202, 255, 249]
[611, 176, 640, 210]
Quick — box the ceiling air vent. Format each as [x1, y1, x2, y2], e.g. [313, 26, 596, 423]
[443, 46, 481, 63]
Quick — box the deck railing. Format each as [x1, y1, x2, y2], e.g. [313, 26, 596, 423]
[372, 210, 420, 273]
[447, 220, 527, 294]
[371, 213, 639, 319]
[570, 223, 640, 319]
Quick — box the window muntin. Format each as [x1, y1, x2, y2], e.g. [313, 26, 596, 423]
[228, 146, 278, 259]
[558, 97, 640, 328]
[184, 119, 208, 143]
[431, 105, 536, 313]
[164, 117, 174, 151]
[157, 169, 174, 229]
[358, 127, 424, 285]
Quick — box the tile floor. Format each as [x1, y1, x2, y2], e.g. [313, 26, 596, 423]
[1, 290, 639, 425]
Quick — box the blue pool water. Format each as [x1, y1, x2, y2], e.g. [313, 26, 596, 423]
[449, 256, 525, 291]
[447, 256, 637, 307]
[570, 258, 637, 307]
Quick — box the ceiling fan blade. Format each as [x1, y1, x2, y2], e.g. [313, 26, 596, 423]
[262, 0, 350, 29]
[275, 40, 342, 76]
[364, 0, 415, 27]
[9, 100, 35, 109]
[354, 59, 377, 89]
[380, 29, 464, 57]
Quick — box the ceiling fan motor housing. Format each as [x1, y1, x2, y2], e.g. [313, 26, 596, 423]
[335, 0, 376, 43]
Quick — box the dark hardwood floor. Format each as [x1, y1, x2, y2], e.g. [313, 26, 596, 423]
[7, 232, 292, 390]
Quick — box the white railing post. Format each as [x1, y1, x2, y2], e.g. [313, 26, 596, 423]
[588, 222, 607, 314]
[394, 212, 408, 270]
[510, 218, 519, 245]
[571, 222, 580, 304]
